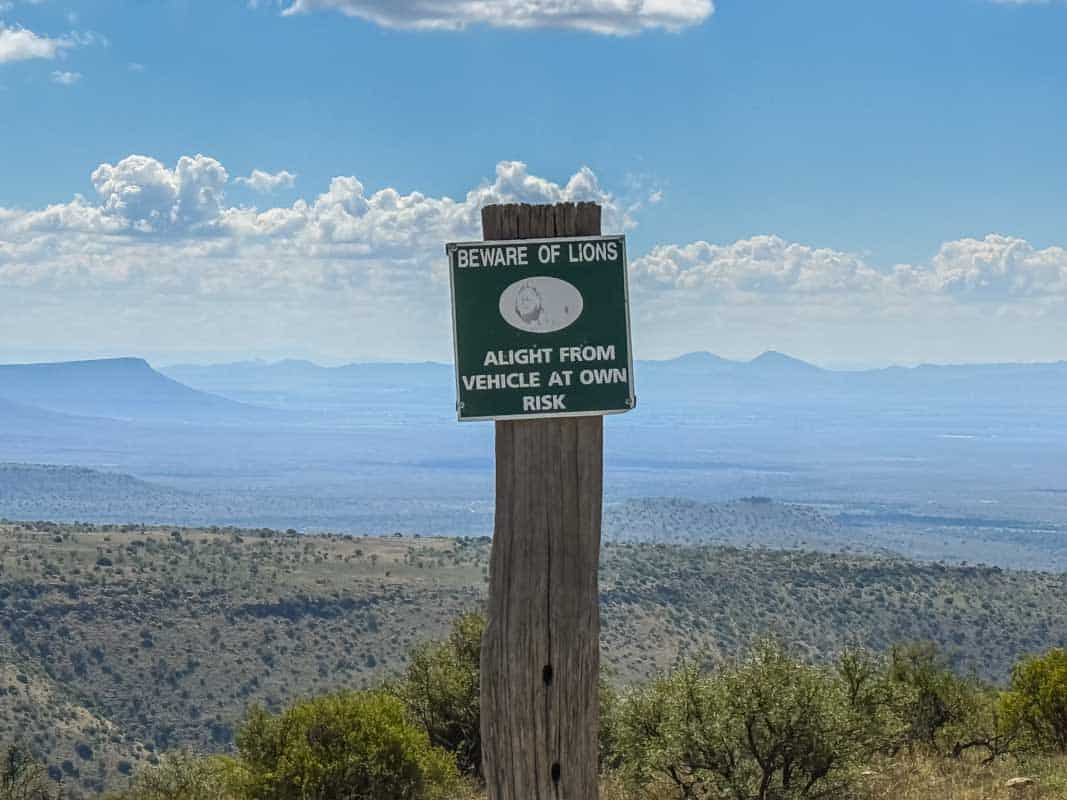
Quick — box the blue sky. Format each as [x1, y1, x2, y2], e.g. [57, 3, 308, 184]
[1, 0, 1066, 367]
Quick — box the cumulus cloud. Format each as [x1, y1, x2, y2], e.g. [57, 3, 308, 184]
[0, 24, 73, 63]
[4, 154, 1065, 310]
[279, 0, 714, 35]
[629, 234, 1067, 304]
[0, 156, 627, 298]
[86, 154, 230, 233]
[236, 169, 297, 193]
[626, 234, 1067, 363]
[632, 236, 891, 297]
[3, 153, 1066, 362]
[930, 235, 1067, 298]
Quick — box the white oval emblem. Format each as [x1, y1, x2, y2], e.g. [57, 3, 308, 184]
[499, 277, 584, 334]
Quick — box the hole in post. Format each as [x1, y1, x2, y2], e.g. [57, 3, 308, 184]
[542, 664, 553, 687]
[551, 763, 561, 784]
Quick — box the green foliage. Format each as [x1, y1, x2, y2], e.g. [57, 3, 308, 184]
[223, 690, 460, 800]
[870, 642, 1025, 762]
[1003, 648, 1067, 753]
[394, 612, 483, 777]
[104, 752, 230, 800]
[836, 646, 909, 753]
[598, 677, 623, 772]
[887, 643, 973, 752]
[943, 685, 1021, 763]
[612, 641, 868, 800]
[0, 746, 58, 800]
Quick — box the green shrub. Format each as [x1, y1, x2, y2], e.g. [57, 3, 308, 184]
[1003, 647, 1067, 753]
[224, 690, 460, 800]
[394, 612, 483, 777]
[944, 686, 1021, 763]
[612, 641, 868, 800]
[887, 643, 976, 753]
[837, 646, 909, 753]
[0, 746, 59, 800]
[598, 677, 622, 773]
[104, 752, 229, 800]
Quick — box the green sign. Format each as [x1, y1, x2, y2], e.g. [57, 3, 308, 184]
[446, 235, 635, 421]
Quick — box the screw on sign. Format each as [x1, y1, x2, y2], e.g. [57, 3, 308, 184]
[446, 202, 635, 800]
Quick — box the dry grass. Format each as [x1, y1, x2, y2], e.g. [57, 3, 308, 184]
[516, 755, 1067, 800]
[858, 753, 1067, 800]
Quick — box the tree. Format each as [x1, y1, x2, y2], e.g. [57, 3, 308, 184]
[1003, 647, 1067, 753]
[394, 612, 483, 777]
[887, 643, 971, 752]
[103, 752, 229, 800]
[945, 687, 1021, 763]
[836, 646, 908, 753]
[613, 642, 868, 800]
[223, 690, 459, 800]
[0, 746, 59, 800]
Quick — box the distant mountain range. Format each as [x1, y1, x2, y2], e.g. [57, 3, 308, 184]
[0, 357, 268, 423]
[161, 350, 1067, 412]
[1, 351, 1064, 424]
[1, 352, 1065, 544]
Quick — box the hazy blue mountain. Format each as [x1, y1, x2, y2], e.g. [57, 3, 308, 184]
[162, 351, 1067, 414]
[0, 463, 197, 522]
[163, 358, 454, 413]
[1, 352, 1065, 551]
[747, 350, 824, 373]
[0, 395, 77, 426]
[0, 357, 268, 423]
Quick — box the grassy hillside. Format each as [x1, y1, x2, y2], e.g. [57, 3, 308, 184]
[1, 521, 1066, 796]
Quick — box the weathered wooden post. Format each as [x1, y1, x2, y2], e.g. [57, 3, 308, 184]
[446, 202, 634, 800]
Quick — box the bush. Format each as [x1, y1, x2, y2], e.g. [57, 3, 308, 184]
[0, 746, 60, 800]
[394, 612, 483, 777]
[612, 641, 868, 800]
[224, 690, 460, 800]
[1003, 647, 1067, 753]
[104, 752, 229, 800]
[887, 643, 976, 753]
[841, 642, 1019, 763]
[837, 646, 909, 753]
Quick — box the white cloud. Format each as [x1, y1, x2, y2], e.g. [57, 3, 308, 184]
[236, 169, 298, 193]
[50, 69, 81, 85]
[0, 24, 72, 63]
[85, 154, 230, 232]
[626, 235, 1067, 364]
[630, 234, 1067, 303]
[279, 0, 714, 35]
[931, 235, 1067, 298]
[0, 156, 627, 299]
[2, 153, 1066, 363]
[632, 236, 888, 296]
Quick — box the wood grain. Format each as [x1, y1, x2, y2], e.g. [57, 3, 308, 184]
[480, 203, 603, 800]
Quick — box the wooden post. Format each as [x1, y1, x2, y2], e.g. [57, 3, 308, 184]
[480, 202, 603, 800]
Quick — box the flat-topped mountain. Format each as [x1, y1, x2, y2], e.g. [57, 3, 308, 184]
[0, 358, 266, 423]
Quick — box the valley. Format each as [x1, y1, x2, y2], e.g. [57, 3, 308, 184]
[2, 520, 1066, 796]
